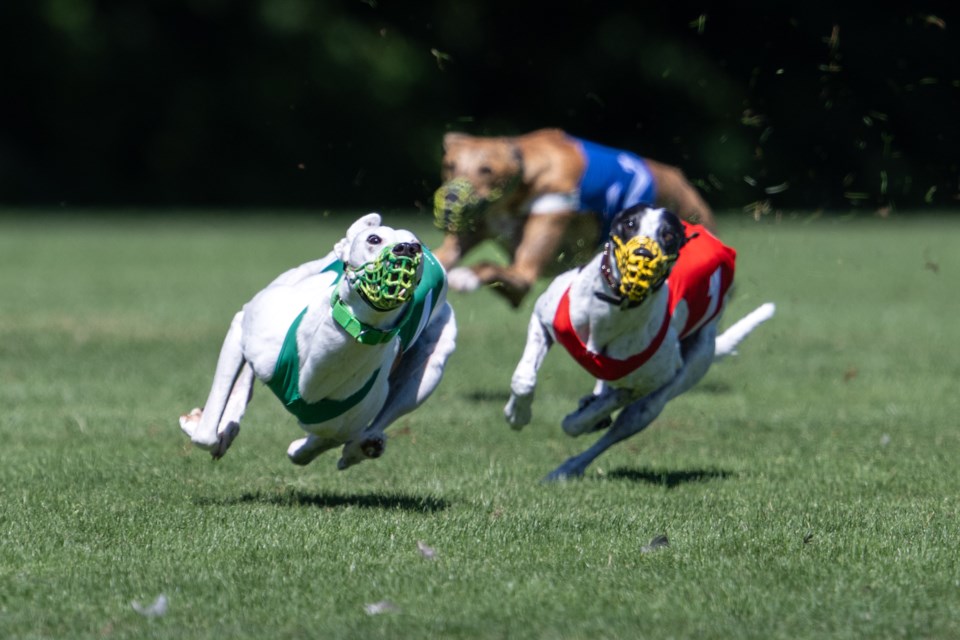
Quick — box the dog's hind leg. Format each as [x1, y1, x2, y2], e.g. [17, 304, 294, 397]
[545, 325, 718, 482]
[287, 434, 341, 466]
[561, 381, 634, 437]
[180, 311, 246, 455]
[338, 303, 458, 471]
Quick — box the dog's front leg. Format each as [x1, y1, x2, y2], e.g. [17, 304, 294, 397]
[504, 314, 553, 430]
[179, 311, 246, 455]
[436, 232, 487, 294]
[545, 326, 718, 481]
[337, 304, 458, 471]
[433, 231, 485, 270]
[453, 213, 572, 307]
[206, 362, 255, 459]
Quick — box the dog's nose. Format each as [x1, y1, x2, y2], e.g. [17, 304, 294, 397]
[392, 242, 422, 258]
[633, 246, 655, 259]
[445, 192, 460, 203]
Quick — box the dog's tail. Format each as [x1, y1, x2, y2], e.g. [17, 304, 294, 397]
[714, 302, 775, 359]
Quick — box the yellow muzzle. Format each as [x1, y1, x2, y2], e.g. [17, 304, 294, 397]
[611, 235, 676, 303]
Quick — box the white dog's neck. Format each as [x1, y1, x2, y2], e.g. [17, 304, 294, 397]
[288, 273, 406, 396]
[567, 253, 670, 354]
[333, 276, 409, 337]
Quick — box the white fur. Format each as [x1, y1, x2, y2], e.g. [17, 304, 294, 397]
[180, 213, 457, 469]
[504, 207, 774, 481]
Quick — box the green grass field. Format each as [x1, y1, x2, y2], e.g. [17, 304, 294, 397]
[1, 210, 958, 639]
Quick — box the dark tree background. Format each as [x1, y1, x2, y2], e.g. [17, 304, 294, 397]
[1, 1, 957, 213]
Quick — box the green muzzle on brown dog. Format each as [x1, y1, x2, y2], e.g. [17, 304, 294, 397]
[433, 177, 486, 233]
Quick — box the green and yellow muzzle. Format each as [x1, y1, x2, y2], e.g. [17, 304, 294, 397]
[347, 243, 422, 311]
[433, 177, 485, 233]
[433, 176, 517, 234]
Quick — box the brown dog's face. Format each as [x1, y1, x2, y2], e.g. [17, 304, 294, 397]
[434, 133, 525, 233]
[441, 133, 523, 199]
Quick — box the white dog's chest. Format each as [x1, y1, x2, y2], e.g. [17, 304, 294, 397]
[549, 286, 682, 389]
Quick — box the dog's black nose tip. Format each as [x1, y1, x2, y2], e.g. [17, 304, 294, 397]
[445, 192, 459, 203]
[392, 242, 422, 258]
[633, 247, 655, 258]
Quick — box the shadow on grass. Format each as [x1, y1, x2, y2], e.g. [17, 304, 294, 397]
[603, 467, 733, 488]
[197, 489, 450, 513]
[464, 389, 511, 403]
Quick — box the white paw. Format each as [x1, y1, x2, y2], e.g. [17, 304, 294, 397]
[287, 435, 341, 466]
[179, 408, 236, 457]
[178, 408, 203, 438]
[446, 267, 481, 292]
[287, 437, 311, 464]
[179, 408, 216, 448]
[504, 394, 532, 430]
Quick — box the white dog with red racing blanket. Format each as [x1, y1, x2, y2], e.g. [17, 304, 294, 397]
[504, 204, 774, 481]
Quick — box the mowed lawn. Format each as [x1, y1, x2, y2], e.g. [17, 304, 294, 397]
[0, 210, 958, 639]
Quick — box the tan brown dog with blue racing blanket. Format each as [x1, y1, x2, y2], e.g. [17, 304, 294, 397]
[432, 128, 717, 307]
[179, 213, 457, 470]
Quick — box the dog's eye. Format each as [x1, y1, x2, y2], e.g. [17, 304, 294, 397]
[478, 165, 493, 176]
[625, 218, 636, 230]
[367, 234, 382, 245]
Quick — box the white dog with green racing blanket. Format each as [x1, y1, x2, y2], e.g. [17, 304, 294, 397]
[179, 213, 457, 470]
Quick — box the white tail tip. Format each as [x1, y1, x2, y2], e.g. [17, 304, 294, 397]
[715, 302, 775, 358]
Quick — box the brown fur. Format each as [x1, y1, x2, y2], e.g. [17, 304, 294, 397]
[433, 128, 716, 307]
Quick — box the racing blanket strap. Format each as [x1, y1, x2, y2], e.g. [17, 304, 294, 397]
[266, 305, 383, 424]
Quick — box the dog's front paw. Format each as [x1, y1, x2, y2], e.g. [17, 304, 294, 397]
[179, 408, 216, 449]
[446, 267, 481, 292]
[179, 408, 236, 457]
[504, 393, 533, 430]
[179, 408, 203, 437]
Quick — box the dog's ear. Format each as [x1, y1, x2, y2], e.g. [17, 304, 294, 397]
[335, 213, 382, 263]
[347, 213, 382, 239]
[443, 132, 471, 151]
[660, 209, 688, 256]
